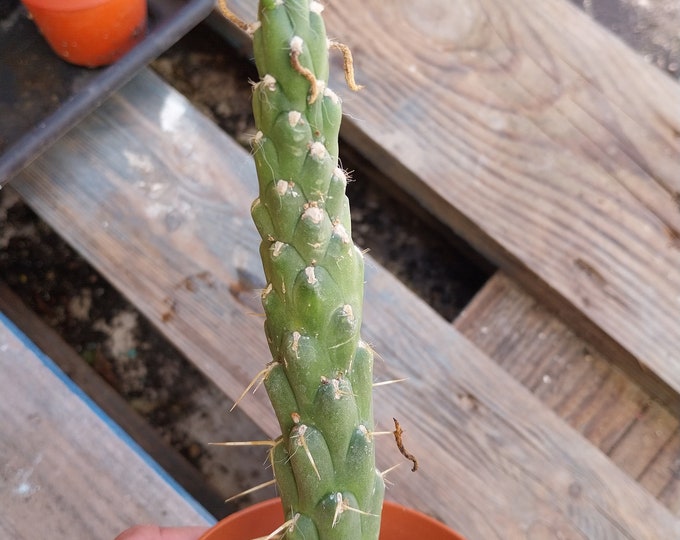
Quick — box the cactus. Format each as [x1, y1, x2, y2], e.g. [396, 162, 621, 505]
[246, 0, 385, 538]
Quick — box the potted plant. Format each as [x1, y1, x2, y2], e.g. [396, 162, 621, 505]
[21, 0, 147, 67]
[203, 1, 465, 538]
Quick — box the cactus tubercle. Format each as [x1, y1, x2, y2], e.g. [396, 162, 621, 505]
[220, 1, 382, 538]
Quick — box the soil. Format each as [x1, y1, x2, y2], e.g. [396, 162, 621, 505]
[1, 0, 679, 516]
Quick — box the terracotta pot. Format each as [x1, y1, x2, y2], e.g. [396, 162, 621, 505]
[21, 0, 147, 67]
[200, 498, 465, 540]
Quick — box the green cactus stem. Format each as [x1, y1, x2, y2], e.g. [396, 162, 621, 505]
[247, 0, 385, 538]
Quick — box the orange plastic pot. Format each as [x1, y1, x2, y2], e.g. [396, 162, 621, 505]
[21, 0, 147, 67]
[199, 498, 465, 540]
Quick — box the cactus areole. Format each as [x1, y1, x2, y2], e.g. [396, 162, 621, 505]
[249, 0, 385, 538]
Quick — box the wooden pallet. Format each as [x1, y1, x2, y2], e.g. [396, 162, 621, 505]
[456, 273, 680, 513]
[4, 0, 680, 537]
[0, 311, 212, 539]
[0, 281, 231, 520]
[225, 0, 680, 412]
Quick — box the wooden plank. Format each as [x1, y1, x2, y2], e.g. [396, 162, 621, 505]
[222, 0, 680, 413]
[0, 312, 212, 539]
[640, 432, 680, 513]
[0, 281, 230, 520]
[11, 68, 680, 538]
[455, 272, 680, 510]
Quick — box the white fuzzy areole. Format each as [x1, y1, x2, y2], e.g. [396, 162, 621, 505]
[296, 424, 309, 441]
[331, 377, 342, 400]
[288, 110, 302, 127]
[315, 79, 326, 95]
[302, 205, 324, 224]
[305, 266, 317, 284]
[324, 86, 340, 105]
[358, 424, 370, 440]
[276, 179, 289, 196]
[342, 304, 354, 323]
[252, 131, 264, 147]
[332, 492, 345, 526]
[309, 141, 327, 160]
[261, 74, 277, 91]
[290, 36, 304, 54]
[271, 241, 286, 258]
[333, 221, 350, 244]
[332, 167, 347, 184]
[310, 1, 324, 14]
[291, 331, 301, 354]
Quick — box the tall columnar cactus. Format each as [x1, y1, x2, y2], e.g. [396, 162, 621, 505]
[247, 0, 385, 538]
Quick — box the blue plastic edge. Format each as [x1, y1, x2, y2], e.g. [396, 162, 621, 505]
[0, 310, 217, 526]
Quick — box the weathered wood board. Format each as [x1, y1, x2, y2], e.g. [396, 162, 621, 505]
[0, 281, 230, 520]
[224, 0, 680, 413]
[455, 272, 680, 511]
[0, 312, 213, 539]
[10, 69, 680, 538]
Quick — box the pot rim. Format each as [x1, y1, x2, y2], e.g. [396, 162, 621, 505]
[200, 497, 465, 540]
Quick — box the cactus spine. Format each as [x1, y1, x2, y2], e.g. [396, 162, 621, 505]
[249, 0, 384, 538]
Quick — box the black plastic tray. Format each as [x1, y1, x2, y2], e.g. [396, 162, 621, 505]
[0, 0, 215, 185]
